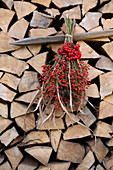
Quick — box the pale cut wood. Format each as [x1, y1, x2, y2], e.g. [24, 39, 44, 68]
[0, 102, 8, 118]
[1, 0, 13, 9]
[29, 28, 57, 37]
[50, 130, 61, 152]
[25, 146, 52, 165]
[95, 121, 112, 138]
[0, 83, 16, 102]
[57, 140, 85, 163]
[5, 146, 23, 170]
[77, 41, 100, 59]
[52, 0, 82, 8]
[0, 161, 12, 170]
[96, 164, 105, 170]
[74, 24, 86, 34]
[38, 167, 50, 170]
[102, 41, 113, 60]
[86, 84, 100, 98]
[0, 31, 20, 52]
[61, 6, 81, 19]
[0, 8, 15, 33]
[8, 18, 29, 39]
[64, 125, 91, 140]
[0, 73, 20, 90]
[31, 0, 51, 7]
[18, 155, 39, 170]
[99, 101, 113, 119]
[0, 127, 19, 146]
[106, 138, 113, 147]
[30, 11, 53, 28]
[82, 0, 98, 15]
[11, 47, 32, 59]
[78, 107, 96, 127]
[47, 43, 63, 53]
[65, 113, 80, 127]
[101, 0, 113, 13]
[10, 101, 34, 118]
[0, 116, 12, 133]
[28, 45, 41, 56]
[45, 104, 64, 117]
[80, 12, 102, 31]
[45, 8, 60, 17]
[0, 72, 3, 78]
[0, 154, 5, 164]
[49, 162, 71, 170]
[102, 18, 113, 30]
[14, 1, 37, 19]
[10, 136, 24, 146]
[18, 71, 39, 93]
[15, 113, 35, 132]
[15, 90, 38, 103]
[22, 131, 50, 144]
[100, 71, 113, 99]
[88, 65, 104, 81]
[91, 139, 109, 163]
[27, 52, 47, 74]
[103, 154, 113, 170]
[96, 55, 113, 71]
[103, 94, 113, 105]
[0, 54, 29, 76]
[76, 151, 95, 170]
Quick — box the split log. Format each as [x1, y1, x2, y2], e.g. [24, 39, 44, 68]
[102, 41, 113, 60]
[0, 102, 8, 118]
[57, 140, 85, 163]
[91, 138, 109, 163]
[106, 138, 113, 147]
[18, 71, 39, 93]
[0, 161, 12, 170]
[102, 18, 113, 30]
[0, 83, 16, 102]
[76, 151, 95, 170]
[30, 11, 53, 28]
[25, 146, 52, 165]
[96, 55, 113, 71]
[80, 12, 102, 31]
[82, 0, 98, 15]
[65, 113, 80, 127]
[103, 94, 113, 104]
[5, 146, 23, 170]
[0, 116, 12, 134]
[45, 8, 60, 17]
[31, 0, 52, 7]
[0, 54, 29, 76]
[11, 47, 32, 59]
[1, 0, 13, 9]
[50, 130, 61, 152]
[103, 154, 113, 170]
[96, 164, 105, 170]
[14, 1, 37, 19]
[27, 52, 47, 74]
[0, 73, 20, 90]
[63, 125, 91, 140]
[0, 8, 15, 33]
[0, 127, 19, 146]
[100, 71, 113, 99]
[88, 65, 104, 81]
[101, 0, 113, 14]
[0, 154, 5, 164]
[86, 84, 100, 98]
[52, 0, 82, 8]
[28, 45, 41, 56]
[0, 72, 3, 78]
[0, 31, 20, 52]
[8, 18, 29, 39]
[29, 28, 57, 37]
[48, 162, 71, 170]
[22, 131, 50, 144]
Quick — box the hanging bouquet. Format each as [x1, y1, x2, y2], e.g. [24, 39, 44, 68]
[27, 16, 90, 126]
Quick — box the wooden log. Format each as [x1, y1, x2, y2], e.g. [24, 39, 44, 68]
[102, 41, 113, 60]
[65, 113, 80, 127]
[31, 0, 52, 7]
[99, 101, 113, 119]
[0, 161, 12, 170]
[96, 164, 105, 170]
[106, 138, 113, 147]
[5, 146, 23, 170]
[0, 54, 29, 76]
[45, 8, 60, 17]
[50, 130, 61, 152]
[82, 0, 98, 15]
[14, 1, 37, 19]
[103, 154, 113, 170]
[101, 0, 113, 14]
[86, 84, 100, 98]
[25, 146, 52, 165]
[80, 12, 102, 31]
[96, 55, 113, 71]
[1, 0, 13, 9]
[0, 116, 12, 134]
[88, 65, 104, 81]
[0, 127, 19, 146]
[18, 71, 39, 93]
[8, 18, 29, 39]
[0, 8, 15, 33]
[0, 83, 16, 102]
[103, 94, 113, 104]
[30, 11, 53, 28]
[102, 18, 113, 30]
[0, 73, 20, 90]
[100, 71, 113, 99]
[0, 102, 8, 118]
[11, 47, 32, 59]
[57, 140, 85, 163]
[27, 45, 41, 56]
[52, 0, 82, 8]
[0, 72, 3, 78]
[29, 28, 57, 37]
[27, 52, 47, 74]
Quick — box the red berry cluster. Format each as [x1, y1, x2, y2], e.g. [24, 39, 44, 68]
[37, 42, 90, 111]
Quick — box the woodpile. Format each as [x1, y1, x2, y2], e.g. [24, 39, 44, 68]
[0, 0, 113, 169]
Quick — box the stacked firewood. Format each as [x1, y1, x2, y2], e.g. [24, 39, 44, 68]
[0, 0, 113, 169]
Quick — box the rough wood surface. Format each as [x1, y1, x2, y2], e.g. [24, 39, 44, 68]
[0, 102, 8, 118]
[0, 116, 12, 133]
[102, 41, 113, 60]
[29, 28, 57, 37]
[52, 0, 82, 8]
[82, 0, 98, 15]
[31, 0, 52, 7]
[1, 0, 14, 9]
[50, 130, 61, 152]
[11, 47, 32, 59]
